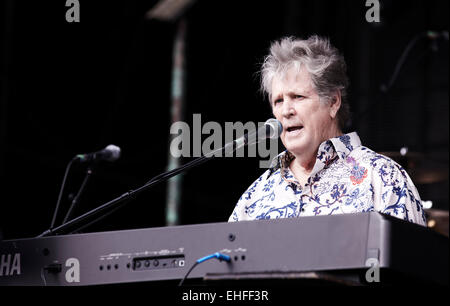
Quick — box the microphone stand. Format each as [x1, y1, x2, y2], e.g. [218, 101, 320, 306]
[62, 166, 94, 224]
[37, 147, 224, 238]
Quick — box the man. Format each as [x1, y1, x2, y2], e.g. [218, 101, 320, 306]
[229, 35, 426, 226]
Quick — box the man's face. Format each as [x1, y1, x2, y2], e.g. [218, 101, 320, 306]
[271, 67, 337, 158]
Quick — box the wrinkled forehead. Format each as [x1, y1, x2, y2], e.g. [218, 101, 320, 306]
[270, 64, 314, 99]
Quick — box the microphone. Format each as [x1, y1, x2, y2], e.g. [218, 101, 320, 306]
[233, 118, 283, 151]
[76, 144, 121, 163]
[211, 118, 282, 158]
[260, 118, 283, 140]
[426, 30, 449, 40]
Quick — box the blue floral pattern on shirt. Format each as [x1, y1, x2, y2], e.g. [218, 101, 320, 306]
[229, 132, 426, 226]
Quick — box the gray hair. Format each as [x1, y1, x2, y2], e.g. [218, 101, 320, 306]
[260, 35, 350, 130]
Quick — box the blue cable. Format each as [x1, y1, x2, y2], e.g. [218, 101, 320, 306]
[196, 252, 231, 264]
[178, 252, 231, 286]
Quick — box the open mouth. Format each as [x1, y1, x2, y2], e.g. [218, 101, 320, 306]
[286, 126, 303, 132]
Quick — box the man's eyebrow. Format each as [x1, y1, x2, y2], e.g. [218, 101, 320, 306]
[285, 90, 307, 97]
[271, 94, 282, 103]
[286, 91, 299, 96]
[271, 87, 310, 102]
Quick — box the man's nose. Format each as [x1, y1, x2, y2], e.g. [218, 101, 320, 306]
[282, 97, 295, 118]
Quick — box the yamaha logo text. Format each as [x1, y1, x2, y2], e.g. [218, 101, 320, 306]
[0, 253, 21, 276]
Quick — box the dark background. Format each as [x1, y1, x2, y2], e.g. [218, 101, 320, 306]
[0, 0, 448, 239]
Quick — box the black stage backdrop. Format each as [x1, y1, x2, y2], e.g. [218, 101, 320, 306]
[0, 0, 448, 239]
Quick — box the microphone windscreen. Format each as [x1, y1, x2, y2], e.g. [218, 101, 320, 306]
[105, 144, 121, 161]
[264, 119, 283, 139]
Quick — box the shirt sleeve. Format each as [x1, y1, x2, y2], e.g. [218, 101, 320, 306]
[372, 159, 427, 226]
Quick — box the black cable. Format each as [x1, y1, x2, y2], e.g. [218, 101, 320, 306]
[381, 30, 448, 93]
[50, 157, 77, 229]
[380, 32, 426, 93]
[178, 252, 231, 286]
[178, 261, 199, 286]
[353, 30, 448, 126]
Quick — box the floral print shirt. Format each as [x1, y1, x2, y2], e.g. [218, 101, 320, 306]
[229, 132, 426, 226]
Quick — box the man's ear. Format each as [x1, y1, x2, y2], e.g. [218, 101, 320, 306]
[330, 91, 342, 119]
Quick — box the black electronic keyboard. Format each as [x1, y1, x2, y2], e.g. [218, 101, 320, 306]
[0, 212, 447, 286]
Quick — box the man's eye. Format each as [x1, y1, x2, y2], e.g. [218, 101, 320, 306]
[295, 95, 304, 99]
[274, 99, 283, 104]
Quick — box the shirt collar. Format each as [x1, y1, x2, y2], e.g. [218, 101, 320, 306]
[329, 132, 361, 161]
[267, 132, 361, 179]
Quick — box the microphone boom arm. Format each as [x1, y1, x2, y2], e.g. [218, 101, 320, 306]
[37, 141, 236, 237]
